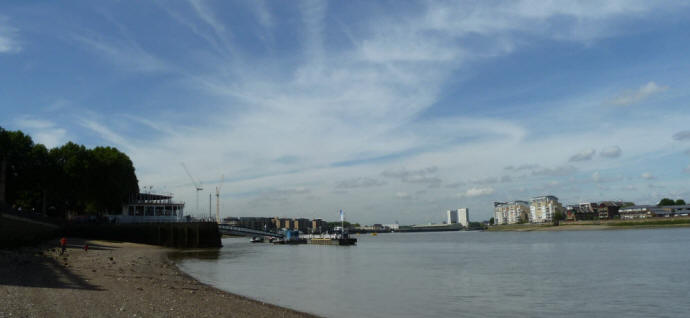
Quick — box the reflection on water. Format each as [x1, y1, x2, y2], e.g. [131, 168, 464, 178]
[176, 229, 690, 318]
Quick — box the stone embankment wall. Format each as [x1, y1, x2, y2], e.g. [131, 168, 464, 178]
[65, 222, 222, 248]
[0, 213, 61, 248]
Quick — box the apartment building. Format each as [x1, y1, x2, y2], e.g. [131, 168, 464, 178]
[530, 195, 563, 223]
[494, 201, 529, 225]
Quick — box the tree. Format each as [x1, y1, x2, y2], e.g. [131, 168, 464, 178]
[675, 199, 686, 205]
[489, 217, 495, 225]
[0, 127, 140, 218]
[659, 198, 676, 206]
[553, 210, 565, 226]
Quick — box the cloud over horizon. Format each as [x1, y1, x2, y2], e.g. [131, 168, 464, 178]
[1, 1, 690, 224]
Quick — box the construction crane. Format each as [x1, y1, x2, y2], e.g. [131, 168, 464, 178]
[181, 163, 203, 216]
[216, 174, 224, 223]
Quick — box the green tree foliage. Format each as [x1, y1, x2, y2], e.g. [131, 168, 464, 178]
[552, 210, 566, 225]
[489, 217, 495, 225]
[659, 198, 676, 206]
[675, 199, 686, 205]
[327, 221, 359, 229]
[0, 126, 139, 218]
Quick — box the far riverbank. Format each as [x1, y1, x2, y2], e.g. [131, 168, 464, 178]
[0, 238, 316, 318]
[488, 217, 690, 232]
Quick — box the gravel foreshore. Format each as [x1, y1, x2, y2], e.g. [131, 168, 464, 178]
[0, 239, 317, 318]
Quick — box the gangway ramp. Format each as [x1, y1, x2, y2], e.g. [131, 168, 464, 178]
[218, 224, 283, 238]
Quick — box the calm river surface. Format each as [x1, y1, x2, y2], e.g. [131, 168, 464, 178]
[176, 229, 690, 317]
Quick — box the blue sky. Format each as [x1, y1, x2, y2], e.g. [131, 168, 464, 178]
[1, 1, 690, 224]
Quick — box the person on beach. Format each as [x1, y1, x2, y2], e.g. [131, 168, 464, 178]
[59, 237, 67, 255]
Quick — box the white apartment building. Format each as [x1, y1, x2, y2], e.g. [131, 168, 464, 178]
[447, 208, 469, 227]
[530, 195, 563, 223]
[447, 209, 458, 224]
[494, 201, 529, 225]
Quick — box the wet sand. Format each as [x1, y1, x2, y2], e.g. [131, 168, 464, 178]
[0, 239, 317, 318]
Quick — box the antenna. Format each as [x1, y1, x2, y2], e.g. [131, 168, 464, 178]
[181, 162, 203, 215]
[216, 174, 224, 223]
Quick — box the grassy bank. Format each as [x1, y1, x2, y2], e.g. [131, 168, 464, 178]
[609, 218, 690, 227]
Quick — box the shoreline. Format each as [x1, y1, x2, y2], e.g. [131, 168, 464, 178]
[488, 222, 690, 232]
[0, 238, 317, 318]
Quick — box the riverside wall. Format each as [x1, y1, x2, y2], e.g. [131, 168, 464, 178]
[64, 222, 222, 248]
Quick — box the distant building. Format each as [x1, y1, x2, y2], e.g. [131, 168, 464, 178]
[224, 217, 276, 231]
[116, 192, 185, 223]
[447, 208, 469, 227]
[293, 218, 311, 233]
[447, 209, 458, 224]
[458, 208, 469, 227]
[565, 205, 580, 221]
[383, 223, 400, 231]
[272, 217, 293, 230]
[619, 205, 690, 219]
[312, 218, 328, 233]
[597, 201, 624, 220]
[530, 196, 563, 223]
[494, 201, 529, 225]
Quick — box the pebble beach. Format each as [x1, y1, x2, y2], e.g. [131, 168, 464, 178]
[0, 239, 316, 318]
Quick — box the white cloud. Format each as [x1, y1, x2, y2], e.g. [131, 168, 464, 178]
[641, 172, 655, 180]
[600, 145, 622, 158]
[0, 16, 21, 53]
[610, 81, 668, 106]
[13, 118, 67, 148]
[460, 187, 495, 198]
[569, 149, 596, 162]
[592, 171, 601, 183]
[395, 192, 411, 199]
[35, 1, 688, 223]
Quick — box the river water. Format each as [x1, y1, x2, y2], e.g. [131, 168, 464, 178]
[175, 229, 690, 317]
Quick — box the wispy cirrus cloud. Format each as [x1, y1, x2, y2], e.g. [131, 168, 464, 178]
[336, 177, 386, 189]
[610, 81, 668, 106]
[14, 118, 66, 148]
[72, 33, 171, 73]
[0, 16, 21, 53]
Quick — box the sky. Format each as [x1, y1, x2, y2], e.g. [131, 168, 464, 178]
[1, 1, 690, 225]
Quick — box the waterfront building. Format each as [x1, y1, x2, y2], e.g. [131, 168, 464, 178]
[447, 209, 458, 224]
[116, 192, 185, 223]
[530, 196, 563, 223]
[272, 217, 293, 230]
[494, 201, 529, 224]
[312, 218, 328, 233]
[619, 205, 690, 219]
[597, 202, 624, 219]
[494, 202, 507, 225]
[458, 208, 469, 227]
[447, 208, 469, 227]
[565, 205, 579, 221]
[383, 223, 400, 231]
[293, 218, 311, 233]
